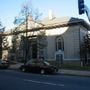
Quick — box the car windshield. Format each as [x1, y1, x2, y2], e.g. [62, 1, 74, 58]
[26, 60, 37, 65]
[44, 61, 50, 66]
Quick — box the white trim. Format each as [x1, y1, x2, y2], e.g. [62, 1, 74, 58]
[55, 50, 64, 60]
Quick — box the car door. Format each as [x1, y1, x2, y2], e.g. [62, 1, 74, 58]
[25, 60, 36, 72]
[30, 61, 37, 72]
[35, 61, 45, 72]
[30, 61, 40, 73]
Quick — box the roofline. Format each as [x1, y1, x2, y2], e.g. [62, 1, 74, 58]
[2, 19, 90, 36]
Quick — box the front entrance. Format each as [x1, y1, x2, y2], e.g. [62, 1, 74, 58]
[32, 43, 37, 59]
[55, 50, 63, 67]
[56, 54, 63, 67]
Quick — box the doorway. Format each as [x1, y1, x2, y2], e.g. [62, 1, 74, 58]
[32, 43, 37, 59]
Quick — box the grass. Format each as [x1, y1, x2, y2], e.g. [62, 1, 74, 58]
[62, 64, 90, 71]
[48, 61, 90, 71]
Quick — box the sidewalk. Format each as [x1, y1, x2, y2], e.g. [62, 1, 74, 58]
[59, 69, 90, 77]
[8, 63, 23, 70]
[8, 63, 90, 77]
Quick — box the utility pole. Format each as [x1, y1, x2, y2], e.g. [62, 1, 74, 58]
[24, 5, 29, 64]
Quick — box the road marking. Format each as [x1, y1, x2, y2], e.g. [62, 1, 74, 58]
[23, 79, 64, 87]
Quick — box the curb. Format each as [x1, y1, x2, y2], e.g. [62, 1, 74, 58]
[7, 65, 90, 77]
[59, 69, 90, 77]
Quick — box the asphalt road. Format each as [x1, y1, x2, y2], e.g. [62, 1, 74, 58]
[0, 70, 90, 90]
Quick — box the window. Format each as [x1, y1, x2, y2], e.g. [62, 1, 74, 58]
[56, 36, 64, 51]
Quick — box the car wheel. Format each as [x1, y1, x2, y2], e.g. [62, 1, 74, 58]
[22, 67, 26, 72]
[40, 69, 45, 74]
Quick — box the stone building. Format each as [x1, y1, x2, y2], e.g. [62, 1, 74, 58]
[2, 16, 90, 65]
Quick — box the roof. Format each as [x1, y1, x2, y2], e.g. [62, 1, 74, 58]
[41, 17, 90, 29]
[3, 16, 90, 36]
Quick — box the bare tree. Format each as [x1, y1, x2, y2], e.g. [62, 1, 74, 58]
[81, 34, 90, 66]
[11, 3, 44, 62]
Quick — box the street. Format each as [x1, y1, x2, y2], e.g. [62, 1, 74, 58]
[0, 70, 90, 90]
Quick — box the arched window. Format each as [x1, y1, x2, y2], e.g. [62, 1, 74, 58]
[56, 36, 64, 51]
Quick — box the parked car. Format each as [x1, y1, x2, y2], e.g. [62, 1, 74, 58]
[0, 59, 9, 69]
[20, 60, 58, 74]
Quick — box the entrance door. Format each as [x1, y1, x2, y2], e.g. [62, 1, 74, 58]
[56, 54, 63, 67]
[32, 43, 37, 59]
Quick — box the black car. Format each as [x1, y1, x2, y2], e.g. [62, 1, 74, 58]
[20, 60, 58, 74]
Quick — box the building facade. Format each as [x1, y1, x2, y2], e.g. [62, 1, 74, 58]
[2, 16, 90, 64]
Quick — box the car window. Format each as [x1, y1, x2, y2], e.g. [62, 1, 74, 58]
[44, 61, 50, 66]
[26, 60, 35, 65]
[36, 62, 44, 66]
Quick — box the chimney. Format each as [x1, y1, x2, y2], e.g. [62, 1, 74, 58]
[48, 9, 54, 20]
[28, 15, 33, 21]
